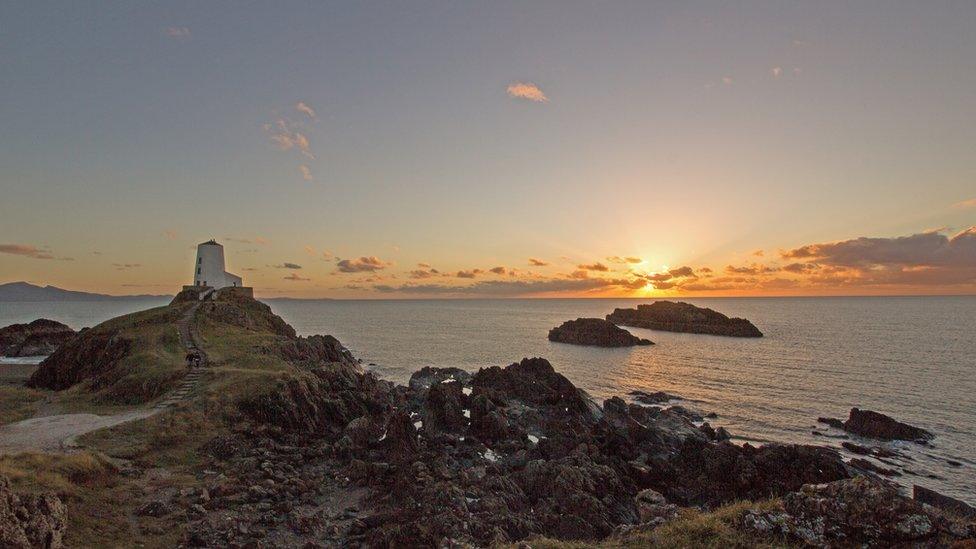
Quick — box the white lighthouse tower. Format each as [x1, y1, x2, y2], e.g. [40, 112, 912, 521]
[193, 240, 242, 289]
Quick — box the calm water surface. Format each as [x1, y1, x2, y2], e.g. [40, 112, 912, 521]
[2, 296, 974, 503]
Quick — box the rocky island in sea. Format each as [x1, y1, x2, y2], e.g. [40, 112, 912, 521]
[0, 292, 973, 547]
[0, 319, 76, 358]
[547, 317, 653, 347]
[607, 301, 764, 337]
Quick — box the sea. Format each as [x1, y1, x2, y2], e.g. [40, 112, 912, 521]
[2, 296, 974, 504]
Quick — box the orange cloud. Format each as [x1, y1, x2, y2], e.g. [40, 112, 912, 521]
[284, 273, 310, 281]
[295, 101, 316, 120]
[335, 256, 390, 273]
[528, 258, 549, 267]
[507, 82, 548, 102]
[577, 262, 609, 272]
[607, 256, 642, 264]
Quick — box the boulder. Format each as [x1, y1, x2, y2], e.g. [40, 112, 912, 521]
[0, 319, 76, 357]
[606, 301, 762, 337]
[0, 475, 67, 549]
[842, 408, 933, 442]
[547, 318, 653, 347]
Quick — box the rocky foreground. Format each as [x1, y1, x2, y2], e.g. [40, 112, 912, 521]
[547, 318, 653, 347]
[177, 356, 974, 547]
[0, 319, 76, 357]
[607, 301, 763, 337]
[4, 294, 974, 547]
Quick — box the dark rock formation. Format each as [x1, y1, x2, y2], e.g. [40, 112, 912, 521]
[741, 477, 975, 547]
[628, 390, 677, 405]
[0, 319, 76, 357]
[27, 330, 131, 390]
[820, 408, 933, 441]
[606, 301, 763, 337]
[408, 366, 472, 391]
[547, 318, 653, 347]
[0, 475, 67, 548]
[914, 485, 976, 519]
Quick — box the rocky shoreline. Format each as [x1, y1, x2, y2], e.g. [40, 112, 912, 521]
[1, 297, 973, 547]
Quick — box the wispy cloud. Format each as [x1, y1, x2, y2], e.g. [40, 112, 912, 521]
[507, 82, 548, 102]
[295, 101, 316, 120]
[528, 258, 549, 267]
[283, 273, 310, 281]
[456, 269, 483, 279]
[607, 256, 642, 264]
[335, 256, 390, 273]
[0, 244, 54, 260]
[273, 263, 303, 270]
[577, 262, 609, 272]
[954, 198, 976, 209]
[113, 263, 141, 270]
[164, 27, 190, 39]
[264, 103, 318, 180]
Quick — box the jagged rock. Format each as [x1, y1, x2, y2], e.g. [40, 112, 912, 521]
[408, 367, 472, 391]
[547, 318, 652, 347]
[821, 408, 932, 441]
[742, 477, 974, 547]
[634, 489, 677, 523]
[27, 330, 131, 390]
[652, 438, 850, 507]
[0, 319, 76, 357]
[844, 408, 933, 441]
[849, 458, 901, 477]
[0, 475, 67, 549]
[607, 301, 763, 337]
[914, 485, 976, 519]
[277, 334, 357, 367]
[629, 390, 677, 405]
[422, 381, 468, 434]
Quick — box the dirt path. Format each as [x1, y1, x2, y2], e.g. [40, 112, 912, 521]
[0, 300, 209, 455]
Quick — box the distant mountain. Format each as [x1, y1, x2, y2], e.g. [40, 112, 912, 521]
[0, 282, 171, 302]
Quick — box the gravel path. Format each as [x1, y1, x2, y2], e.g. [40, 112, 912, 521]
[0, 299, 209, 455]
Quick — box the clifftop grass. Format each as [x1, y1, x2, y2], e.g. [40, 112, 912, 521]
[28, 304, 190, 408]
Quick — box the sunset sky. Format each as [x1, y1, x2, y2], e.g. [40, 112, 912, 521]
[1, 2, 974, 298]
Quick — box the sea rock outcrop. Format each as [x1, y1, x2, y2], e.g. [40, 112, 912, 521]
[0, 319, 76, 357]
[548, 318, 653, 347]
[819, 407, 933, 441]
[0, 475, 67, 549]
[606, 301, 763, 337]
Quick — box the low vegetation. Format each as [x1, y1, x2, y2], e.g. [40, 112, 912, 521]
[0, 384, 46, 424]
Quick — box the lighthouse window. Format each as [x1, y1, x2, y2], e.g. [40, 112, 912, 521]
[197, 267, 201, 275]
[198, 257, 202, 264]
